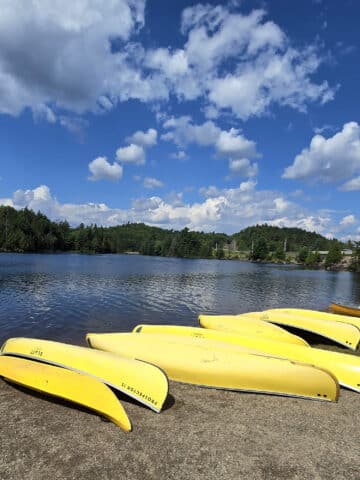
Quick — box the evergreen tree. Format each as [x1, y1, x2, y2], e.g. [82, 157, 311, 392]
[297, 247, 309, 263]
[325, 242, 343, 268]
[350, 242, 360, 272]
[250, 238, 269, 261]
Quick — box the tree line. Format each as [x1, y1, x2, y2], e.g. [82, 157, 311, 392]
[0, 205, 358, 270]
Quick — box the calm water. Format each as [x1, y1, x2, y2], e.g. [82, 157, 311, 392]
[1, 253, 360, 346]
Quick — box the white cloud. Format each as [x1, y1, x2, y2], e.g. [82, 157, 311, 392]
[116, 144, 145, 165]
[163, 116, 260, 177]
[283, 122, 360, 183]
[126, 128, 157, 147]
[88, 157, 123, 181]
[0, 1, 149, 117]
[170, 150, 188, 160]
[162, 116, 221, 147]
[340, 176, 360, 191]
[229, 158, 258, 177]
[340, 214, 356, 226]
[239, 180, 257, 192]
[215, 128, 257, 158]
[199, 186, 222, 198]
[1, 184, 358, 238]
[0, 2, 334, 124]
[313, 124, 335, 134]
[33, 104, 57, 124]
[173, 5, 333, 119]
[143, 177, 164, 189]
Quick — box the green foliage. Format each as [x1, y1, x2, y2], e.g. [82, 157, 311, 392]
[325, 242, 343, 268]
[249, 238, 269, 261]
[0, 207, 350, 270]
[274, 245, 286, 261]
[349, 242, 360, 272]
[0, 206, 71, 252]
[215, 245, 225, 259]
[305, 250, 321, 267]
[297, 247, 309, 263]
[232, 224, 341, 253]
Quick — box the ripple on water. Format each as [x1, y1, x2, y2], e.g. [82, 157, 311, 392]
[0, 253, 359, 344]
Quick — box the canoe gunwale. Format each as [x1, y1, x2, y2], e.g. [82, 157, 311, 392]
[330, 303, 360, 318]
[173, 379, 339, 402]
[264, 320, 359, 351]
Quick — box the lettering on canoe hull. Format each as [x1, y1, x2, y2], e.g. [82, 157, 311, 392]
[121, 382, 158, 407]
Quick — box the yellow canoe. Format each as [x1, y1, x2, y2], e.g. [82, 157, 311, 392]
[329, 303, 360, 318]
[198, 315, 309, 346]
[133, 324, 266, 352]
[241, 311, 360, 350]
[1, 338, 168, 413]
[0, 355, 131, 431]
[135, 324, 360, 393]
[87, 332, 339, 402]
[269, 308, 360, 330]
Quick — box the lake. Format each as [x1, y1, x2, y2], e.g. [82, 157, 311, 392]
[0, 253, 359, 346]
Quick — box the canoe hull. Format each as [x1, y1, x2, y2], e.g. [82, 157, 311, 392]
[136, 324, 360, 393]
[241, 311, 360, 350]
[268, 308, 360, 330]
[87, 332, 339, 402]
[198, 315, 309, 346]
[329, 304, 360, 319]
[1, 338, 168, 413]
[0, 355, 131, 431]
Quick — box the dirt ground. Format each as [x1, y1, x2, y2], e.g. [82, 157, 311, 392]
[0, 367, 359, 480]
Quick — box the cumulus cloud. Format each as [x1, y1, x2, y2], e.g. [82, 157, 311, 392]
[229, 158, 258, 177]
[162, 116, 220, 147]
[163, 116, 260, 177]
[1, 183, 357, 237]
[116, 144, 145, 165]
[126, 128, 157, 147]
[340, 176, 360, 192]
[148, 5, 334, 119]
[88, 157, 123, 181]
[239, 180, 257, 192]
[283, 122, 360, 183]
[0, 2, 334, 124]
[143, 177, 164, 189]
[0, 0, 149, 118]
[340, 214, 356, 226]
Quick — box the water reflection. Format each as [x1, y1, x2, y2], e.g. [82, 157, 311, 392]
[0, 253, 359, 345]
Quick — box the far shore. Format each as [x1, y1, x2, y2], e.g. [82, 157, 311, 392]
[0, 249, 355, 272]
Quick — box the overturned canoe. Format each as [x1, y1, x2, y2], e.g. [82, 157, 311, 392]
[269, 307, 360, 330]
[241, 311, 360, 350]
[0, 355, 131, 431]
[1, 338, 168, 413]
[135, 324, 360, 393]
[329, 303, 360, 318]
[133, 324, 269, 352]
[198, 315, 308, 346]
[87, 332, 339, 402]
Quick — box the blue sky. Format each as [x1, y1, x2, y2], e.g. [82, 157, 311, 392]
[1, 0, 360, 239]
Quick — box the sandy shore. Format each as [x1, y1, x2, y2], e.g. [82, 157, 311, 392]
[1, 361, 359, 480]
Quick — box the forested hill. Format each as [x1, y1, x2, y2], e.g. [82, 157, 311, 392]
[0, 205, 345, 259]
[232, 225, 339, 252]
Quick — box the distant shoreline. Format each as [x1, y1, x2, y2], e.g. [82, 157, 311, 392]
[0, 249, 353, 272]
